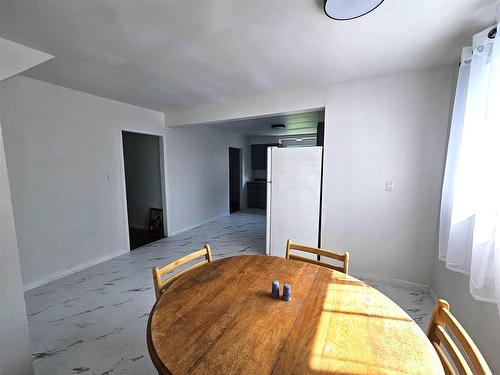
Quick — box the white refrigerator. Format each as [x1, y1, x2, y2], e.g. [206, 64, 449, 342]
[266, 146, 323, 258]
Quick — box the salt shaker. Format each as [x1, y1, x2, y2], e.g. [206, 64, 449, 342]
[272, 280, 280, 298]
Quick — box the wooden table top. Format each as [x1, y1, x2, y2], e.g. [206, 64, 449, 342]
[147, 255, 443, 375]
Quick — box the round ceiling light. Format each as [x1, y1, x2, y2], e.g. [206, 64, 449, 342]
[324, 0, 384, 21]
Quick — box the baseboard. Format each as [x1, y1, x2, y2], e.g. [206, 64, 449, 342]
[429, 287, 438, 302]
[168, 212, 230, 237]
[350, 271, 430, 293]
[23, 249, 129, 292]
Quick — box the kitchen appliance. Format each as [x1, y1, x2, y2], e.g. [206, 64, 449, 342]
[266, 146, 323, 258]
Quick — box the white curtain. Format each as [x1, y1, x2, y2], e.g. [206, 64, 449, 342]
[439, 13, 500, 310]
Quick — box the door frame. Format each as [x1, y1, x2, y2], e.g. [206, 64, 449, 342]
[117, 126, 169, 251]
[228, 147, 242, 213]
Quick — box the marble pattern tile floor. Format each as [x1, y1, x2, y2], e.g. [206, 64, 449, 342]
[25, 209, 435, 375]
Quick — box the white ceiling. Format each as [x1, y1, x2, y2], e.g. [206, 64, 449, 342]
[0, 0, 496, 113]
[207, 110, 324, 136]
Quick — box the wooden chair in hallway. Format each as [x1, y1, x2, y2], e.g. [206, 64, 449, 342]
[152, 244, 213, 300]
[427, 299, 492, 375]
[285, 239, 350, 274]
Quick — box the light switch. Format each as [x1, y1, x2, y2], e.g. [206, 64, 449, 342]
[385, 180, 393, 192]
[105, 173, 111, 183]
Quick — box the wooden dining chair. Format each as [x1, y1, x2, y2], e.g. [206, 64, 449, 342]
[427, 299, 492, 375]
[285, 239, 350, 274]
[152, 244, 213, 300]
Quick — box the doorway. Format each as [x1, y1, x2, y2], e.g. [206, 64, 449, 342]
[122, 131, 165, 249]
[229, 147, 241, 213]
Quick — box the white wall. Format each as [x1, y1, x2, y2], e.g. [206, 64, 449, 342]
[165, 87, 326, 127]
[0, 37, 55, 375]
[122, 132, 163, 230]
[0, 122, 33, 374]
[166, 125, 250, 235]
[0, 76, 164, 289]
[321, 66, 454, 287]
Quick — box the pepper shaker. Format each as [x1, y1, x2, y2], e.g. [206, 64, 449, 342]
[283, 283, 292, 301]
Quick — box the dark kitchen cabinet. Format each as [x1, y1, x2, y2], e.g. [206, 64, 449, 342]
[247, 182, 266, 208]
[251, 144, 278, 170]
[316, 122, 324, 146]
[251, 144, 267, 170]
[257, 186, 266, 207]
[247, 184, 258, 207]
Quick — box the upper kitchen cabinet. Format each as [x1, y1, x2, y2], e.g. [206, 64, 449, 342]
[251, 144, 277, 170]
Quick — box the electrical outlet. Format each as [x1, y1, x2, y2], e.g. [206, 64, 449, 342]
[385, 180, 393, 192]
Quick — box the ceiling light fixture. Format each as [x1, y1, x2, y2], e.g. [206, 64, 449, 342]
[324, 0, 384, 21]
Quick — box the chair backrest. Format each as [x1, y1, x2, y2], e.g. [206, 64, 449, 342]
[285, 239, 349, 274]
[152, 244, 213, 300]
[427, 299, 492, 375]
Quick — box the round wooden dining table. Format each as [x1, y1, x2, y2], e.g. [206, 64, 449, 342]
[147, 255, 443, 375]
